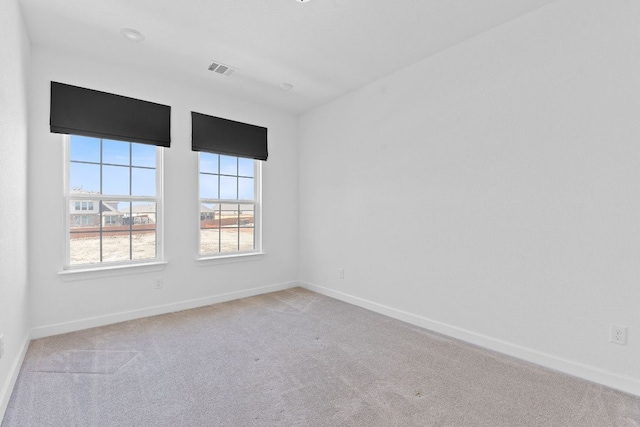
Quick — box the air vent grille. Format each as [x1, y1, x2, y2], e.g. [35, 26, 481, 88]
[208, 61, 236, 76]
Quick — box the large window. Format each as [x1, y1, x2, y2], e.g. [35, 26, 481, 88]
[199, 153, 259, 256]
[65, 135, 162, 267]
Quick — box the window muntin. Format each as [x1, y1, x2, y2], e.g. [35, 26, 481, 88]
[65, 135, 161, 268]
[199, 153, 259, 255]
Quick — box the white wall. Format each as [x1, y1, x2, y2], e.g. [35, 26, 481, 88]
[299, 0, 640, 394]
[28, 46, 299, 334]
[0, 0, 31, 415]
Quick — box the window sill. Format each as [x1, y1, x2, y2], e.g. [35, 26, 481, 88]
[196, 252, 265, 266]
[58, 261, 168, 282]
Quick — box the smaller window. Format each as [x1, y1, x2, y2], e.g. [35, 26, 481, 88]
[81, 215, 94, 226]
[199, 153, 260, 256]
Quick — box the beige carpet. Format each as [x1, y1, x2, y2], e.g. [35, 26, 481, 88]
[2, 287, 639, 426]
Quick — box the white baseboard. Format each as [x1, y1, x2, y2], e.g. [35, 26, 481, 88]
[300, 281, 640, 397]
[31, 281, 298, 339]
[0, 333, 30, 422]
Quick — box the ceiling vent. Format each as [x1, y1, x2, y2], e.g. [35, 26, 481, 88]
[208, 61, 237, 76]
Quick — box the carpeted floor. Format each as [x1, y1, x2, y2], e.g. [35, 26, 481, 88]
[2, 287, 639, 426]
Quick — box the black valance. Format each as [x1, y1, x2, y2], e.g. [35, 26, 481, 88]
[50, 82, 171, 147]
[191, 112, 268, 161]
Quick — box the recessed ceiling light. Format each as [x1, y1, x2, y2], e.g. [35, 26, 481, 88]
[280, 82, 294, 91]
[295, 0, 311, 3]
[120, 28, 145, 42]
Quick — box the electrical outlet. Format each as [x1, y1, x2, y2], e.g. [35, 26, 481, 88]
[610, 325, 627, 345]
[338, 269, 344, 279]
[155, 278, 164, 289]
[0, 335, 4, 359]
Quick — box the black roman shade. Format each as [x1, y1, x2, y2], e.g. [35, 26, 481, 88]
[191, 112, 268, 161]
[50, 82, 171, 147]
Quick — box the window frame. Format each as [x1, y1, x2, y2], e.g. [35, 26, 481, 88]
[63, 135, 164, 270]
[197, 153, 262, 259]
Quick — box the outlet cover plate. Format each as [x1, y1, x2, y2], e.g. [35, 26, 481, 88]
[610, 325, 627, 345]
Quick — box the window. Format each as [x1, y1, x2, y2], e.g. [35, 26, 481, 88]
[72, 201, 94, 211]
[199, 153, 260, 256]
[65, 135, 162, 267]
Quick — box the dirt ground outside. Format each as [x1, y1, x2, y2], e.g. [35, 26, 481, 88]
[70, 228, 255, 265]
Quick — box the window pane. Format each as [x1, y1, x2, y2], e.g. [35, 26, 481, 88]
[103, 165, 130, 195]
[220, 176, 237, 199]
[200, 173, 218, 199]
[200, 203, 219, 254]
[70, 135, 100, 163]
[102, 202, 131, 262]
[131, 202, 156, 225]
[131, 202, 156, 260]
[102, 139, 130, 166]
[132, 167, 156, 196]
[220, 228, 239, 253]
[100, 201, 122, 230]
[220, 155, 237, 175]
[70, 162, 100, 193]
[132, 231, 156, 260]
[69, 232, 100, 265]
[221, 205, 239, 227]
[239, 228, 254, 251]
[239, 205, 254, 226]
[238, 177, 254, 200]
[200, 153, 219, 174]
[200, 203, 218, 225]
[101, 233, 131, 263]
[238, 158, 254, 178]
[131, 144, 156, 167]
[200, 228, 220, 254]
[220, 204, 239, 253]
[239, 205, 254, 251]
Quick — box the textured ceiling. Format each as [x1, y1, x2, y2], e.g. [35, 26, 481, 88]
[19, 0, 557, 114]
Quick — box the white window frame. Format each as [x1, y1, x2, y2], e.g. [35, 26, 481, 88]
[197, 153, 262, 260]
[62, 135, 164, 270]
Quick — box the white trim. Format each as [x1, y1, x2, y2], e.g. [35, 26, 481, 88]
[155, 145, 165, 262]
[0, 333, 30, 422]
[255, 160, 263, 254]
[31, 281, 297, 339]
[58, 261, 168, 281]
[197, 251, 266, 266]
[63, 135, 71, 268]
[299, 281, 640, 397]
